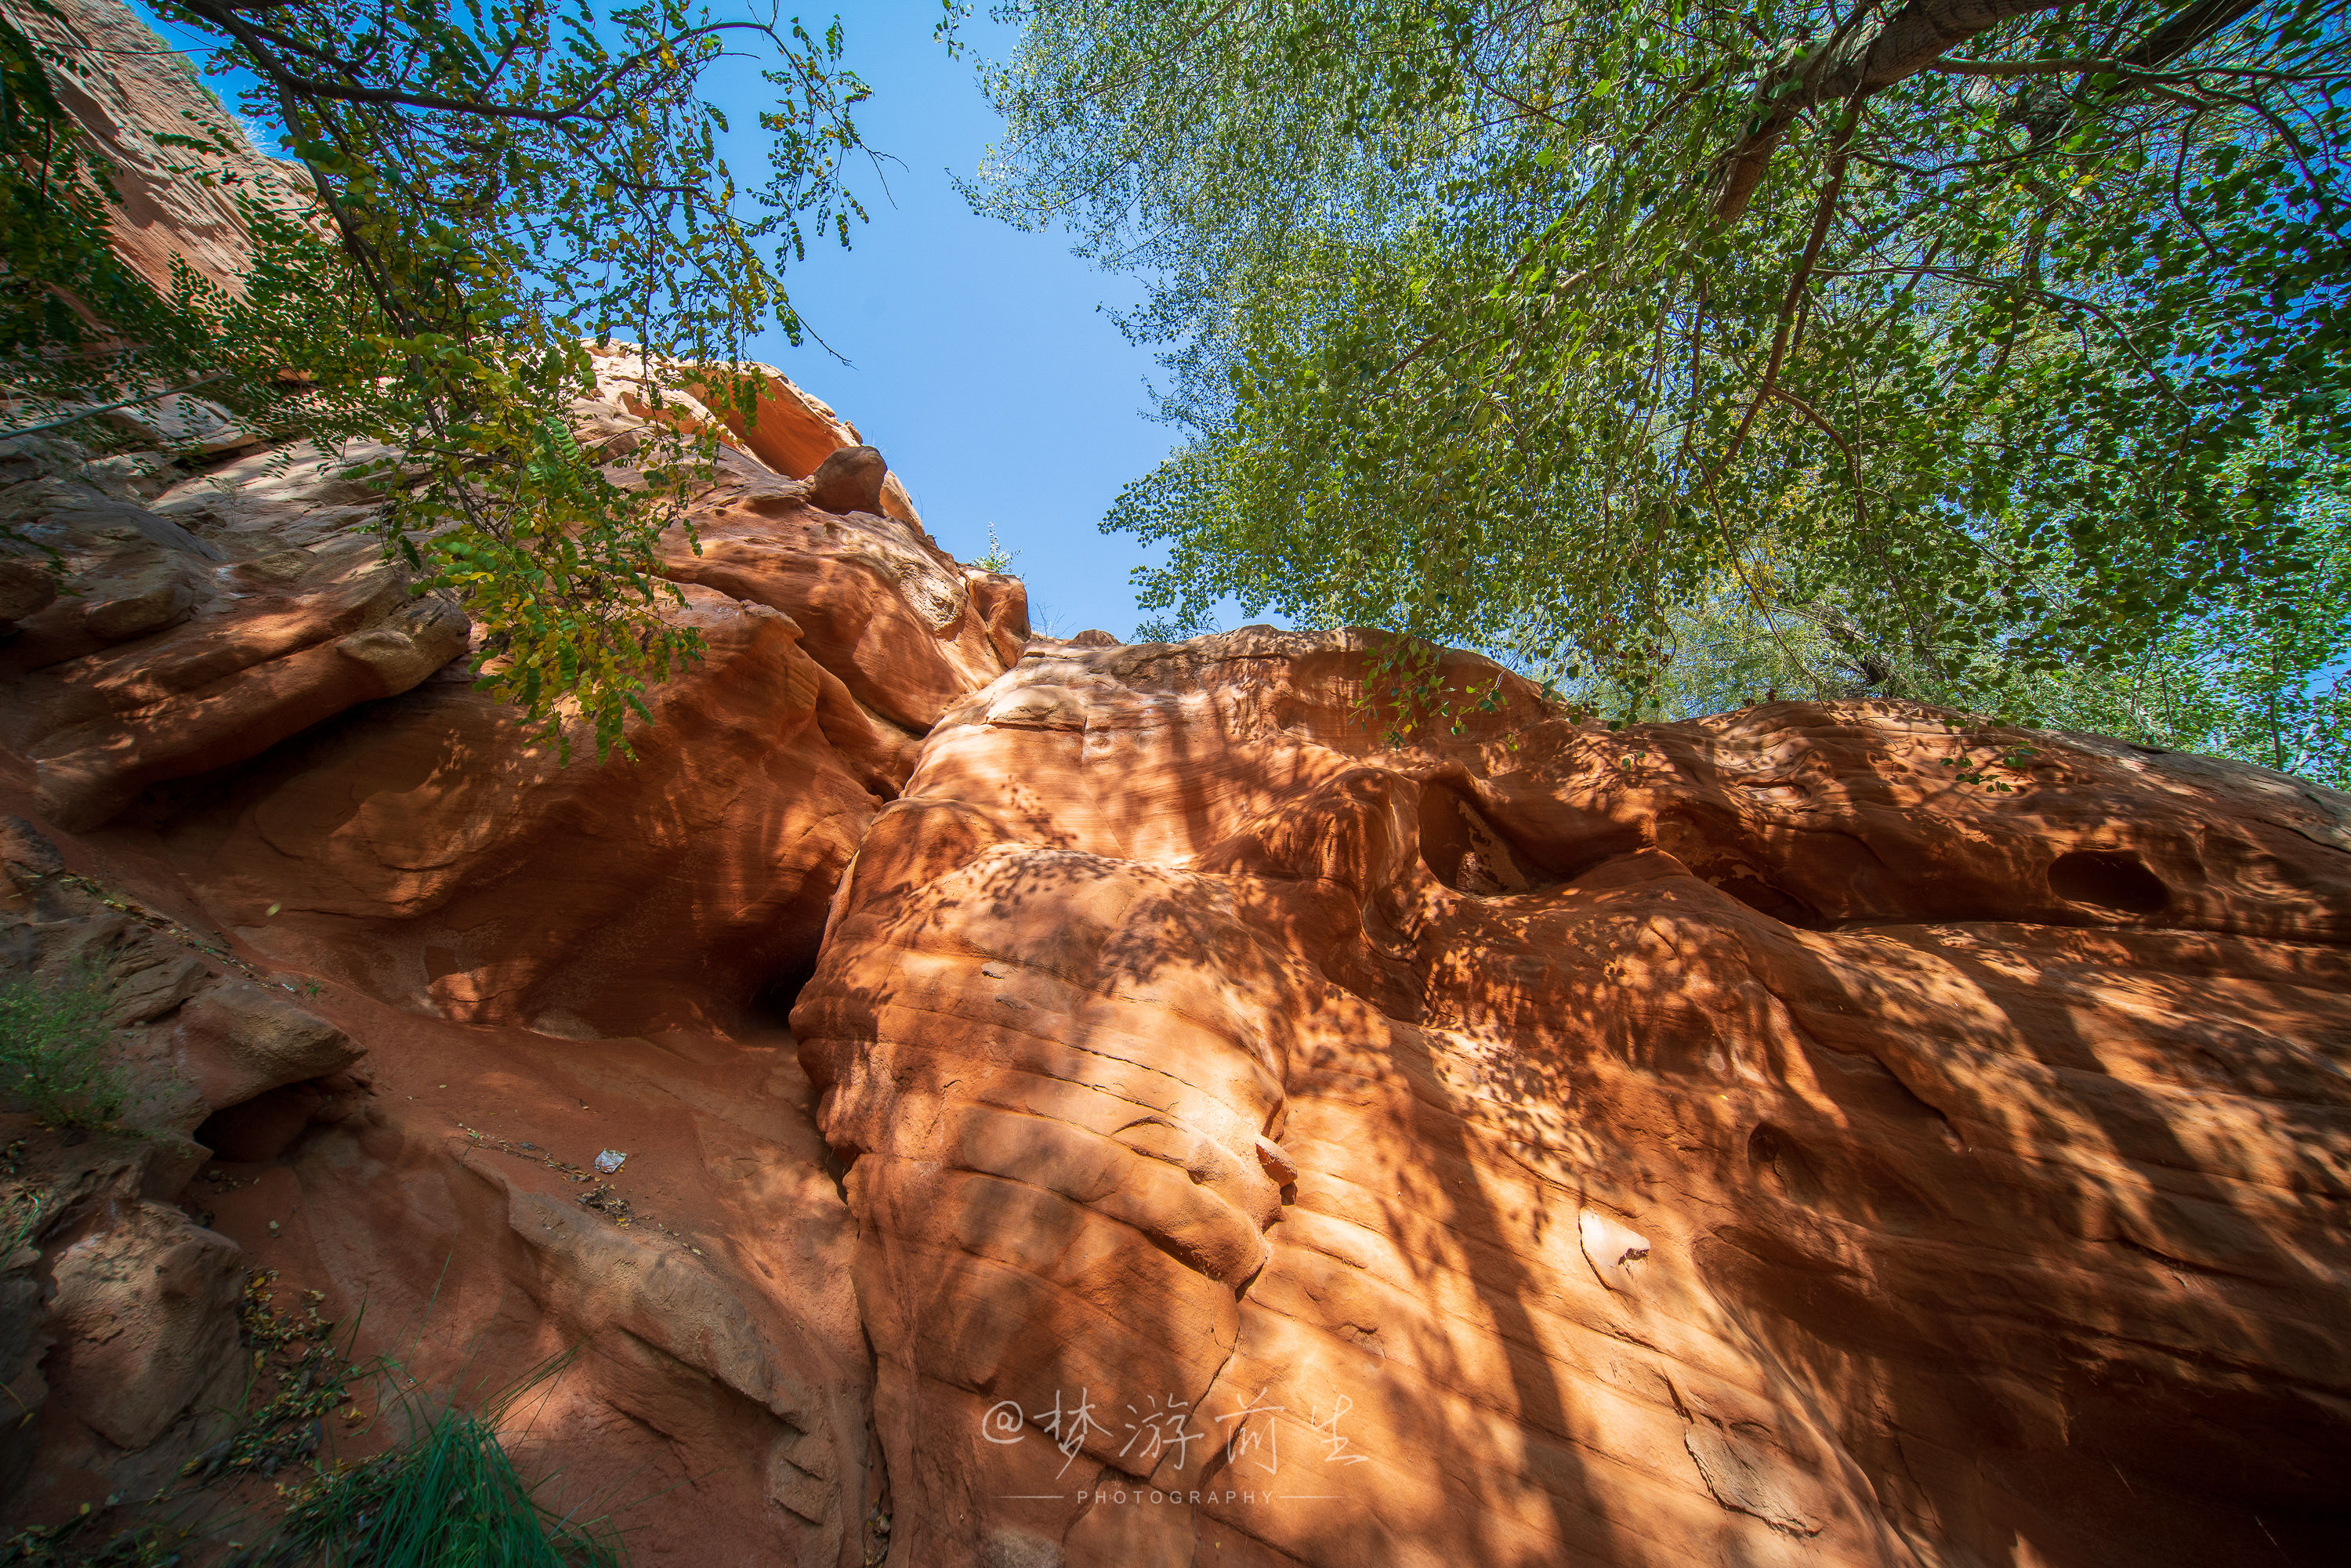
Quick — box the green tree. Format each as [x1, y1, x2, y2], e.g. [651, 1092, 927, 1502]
[1981, 422, 2351, 781]
[1535, 414, 2351, 786]
[2, 0, 873, 755]
[965, 0, 2350, 756]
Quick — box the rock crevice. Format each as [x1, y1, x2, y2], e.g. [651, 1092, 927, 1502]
[0, 10, 2345, 1558]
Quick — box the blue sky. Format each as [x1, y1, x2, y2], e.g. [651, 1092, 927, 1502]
[134, 0, 1181, 638]
[733, 4, 1177, 637]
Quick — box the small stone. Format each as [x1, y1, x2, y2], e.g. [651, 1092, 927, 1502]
[803, 445, 887, 514]
[1254, 1135, 1299, 1186]
[0, 556, 56, 622]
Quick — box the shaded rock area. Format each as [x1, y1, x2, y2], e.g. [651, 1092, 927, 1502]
[0, 2, 2346, 1562]
[0, 334, 1028, 1560]
[793, 629, 2351, 1568]
[0, 389, 2344, 1568]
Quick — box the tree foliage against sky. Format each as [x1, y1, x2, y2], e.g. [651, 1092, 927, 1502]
[2, 0, 872, 755]
[1581, 418, 2351, 780]
[966, 0, 2350, 775]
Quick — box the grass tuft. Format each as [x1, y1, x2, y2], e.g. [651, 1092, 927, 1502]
[248, 1401, 625, 1568]
[222, 1343, 625, 1568]
[0, 966, 126, 1130]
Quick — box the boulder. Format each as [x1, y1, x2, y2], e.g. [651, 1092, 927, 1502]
[46, 1202, 242, 1452]
[0, 1128, 253, 1497]
[794, 627, 2351, 1568]
[803, 445, 889, 516]
[172, 979, 355, 1110]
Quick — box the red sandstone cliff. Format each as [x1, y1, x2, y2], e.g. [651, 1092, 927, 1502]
[796, 632, 2351, 1566]
[0, 328, 1023, 1561]
[1, 5, 2347, 1565]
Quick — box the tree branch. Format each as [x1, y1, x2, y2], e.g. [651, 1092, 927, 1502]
[1715, 0, 2065, 221]
[1766, 383, 1869, 540]
[178, 0, 792, 129]
[1696, 111, 1857, 486]
[0, 371, 230, 440]
[1933, 54, 2120, 78]
[180, 0, 607, 125]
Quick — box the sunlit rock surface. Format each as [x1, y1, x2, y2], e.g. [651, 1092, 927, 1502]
[2, 1, 2346, 1559]
[0, 378, 1017, 1559]
[795, 628, 2351, 1567]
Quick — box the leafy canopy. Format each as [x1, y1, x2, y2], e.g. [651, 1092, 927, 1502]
[965, 0, 2350, 746]
[2, 0, 873, 756]
[1573, 415, 2351, 784]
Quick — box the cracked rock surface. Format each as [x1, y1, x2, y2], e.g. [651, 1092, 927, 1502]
[2, 4, 2346, 1559]
[795, 628, 2351, 1568]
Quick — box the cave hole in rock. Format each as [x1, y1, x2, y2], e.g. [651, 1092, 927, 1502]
[1417, 784, 1538, 896]
[751, 950, 824, 1032]
[196, 1075, 357, 1163]
[2049, 849, 2171, 914]
[1708, 873, 1821, 929]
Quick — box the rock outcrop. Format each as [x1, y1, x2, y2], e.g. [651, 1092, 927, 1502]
[0, 0, 313, 297]
[0, 2, 2346, 1563]
[0, 17, 1029, 1538]
[0, 321, 1028, 1559]
[795, 629, 2351, 1568]
[2, 360, 2345, 1568]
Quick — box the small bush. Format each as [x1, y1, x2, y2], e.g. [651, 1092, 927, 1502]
[0, 967, 126, 1130]
[252, 1403, 625, 1568]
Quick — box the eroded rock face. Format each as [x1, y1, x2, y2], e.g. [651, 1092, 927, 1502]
[249, 997, 877, 1568]
[2, 224, 1017, 1567]
[46, 1199, 244, 1454]
[134, 450, 1023, 1035]
[1, 358, 1028, 1037]
[794, 628, 2351, 1568]
[8, 5, 2347, 1553]
[1, 0, 314, 302]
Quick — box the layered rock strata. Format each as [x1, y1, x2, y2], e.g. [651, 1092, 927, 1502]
[0, 368, 1016, 1558]
[795, 629, 2351, 1568]
[1, 44, 1025, 1537]
[1, 1, 2346, 1559]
